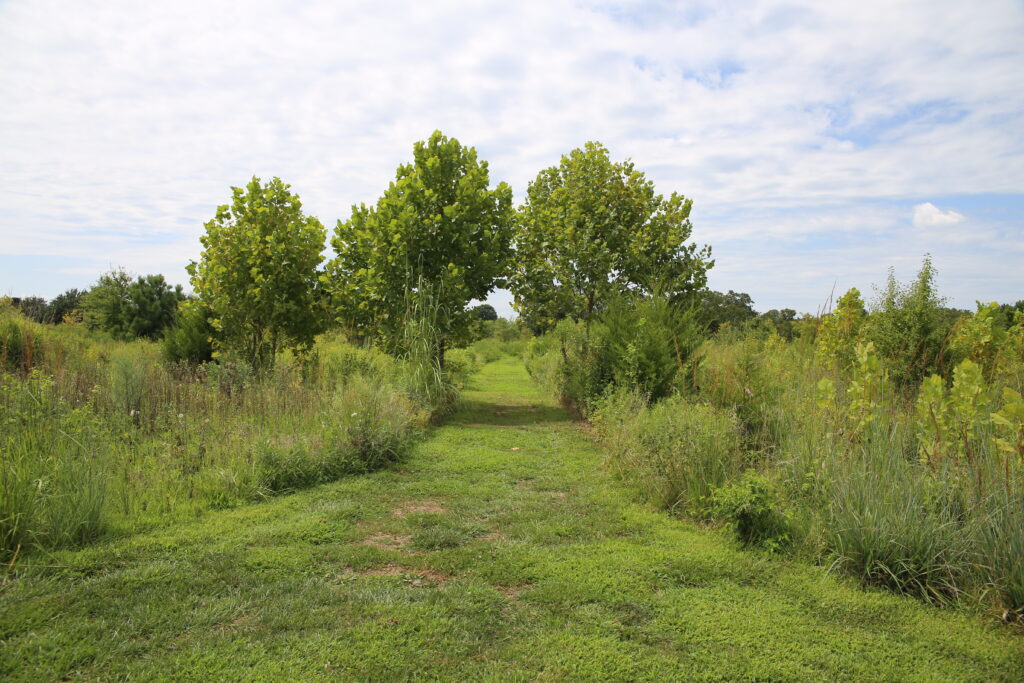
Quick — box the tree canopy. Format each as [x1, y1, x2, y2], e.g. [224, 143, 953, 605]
[82, 269, 184, 340]
[326, 131, 514, 362]
[700, 289, 757, 332]
[509, 142, 712, 331]
[187, 176, 326, 370]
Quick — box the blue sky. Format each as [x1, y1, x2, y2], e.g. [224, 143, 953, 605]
[1, 0, 1022, 316]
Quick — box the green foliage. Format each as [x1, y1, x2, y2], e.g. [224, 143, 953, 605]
[991, 387, 1024, 463]
[255, 375, 417, 494]
[4, 358, 1022, 681]
[1, 309, 43, 373]
[161, 300, 215, 366]
[699, 289, 757, 333]
[47, 288, 84, 324]
[1, 373, 109, 556]
[470, 303, 498, 321]
[844, 342, 890, 441]
[331, 374, 417, 471]
[865, 255, 951, 389]
[595, 391, 744, 517]
[949, 301, 1006, 381]
[753, 308, 798, 341]
[602, 293, 703, 401]
[188, 176, 326, 371]
[327, 131, 514, 362]
[510, 141, 712, 330]
[977, 486, 1024, 621]
[815, 287, 866, 373]
[525, 292, 704, 414]
[81, 268, 132, 335]
[14, 296, 50, 323]
[825, 441, 971, 603]
[712, 471, 791, 550]
[82, 269, 185, 341]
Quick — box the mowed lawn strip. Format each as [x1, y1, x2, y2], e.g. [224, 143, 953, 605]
[1, 356, 1022, 680]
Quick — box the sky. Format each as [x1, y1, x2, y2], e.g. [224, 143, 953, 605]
[1, 0, 1022, 317]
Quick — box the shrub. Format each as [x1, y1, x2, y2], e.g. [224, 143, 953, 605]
[162, 301, 215, 366]
[865, 255, 952, 390]
[712, 471, 792, 550]
[815, 287, 866, 374]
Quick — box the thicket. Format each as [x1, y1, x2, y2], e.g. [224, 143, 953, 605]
[530, 258, 1024, 621]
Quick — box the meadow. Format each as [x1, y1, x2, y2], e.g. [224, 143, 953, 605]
[2, 134, 1023, 678]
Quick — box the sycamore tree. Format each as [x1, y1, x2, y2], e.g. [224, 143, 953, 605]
[188, 176, 326, 371]
[326, 131, 514, 364]
[509, 142, 712, 331]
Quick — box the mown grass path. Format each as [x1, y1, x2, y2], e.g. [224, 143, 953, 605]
[2, 357, 1023, 680]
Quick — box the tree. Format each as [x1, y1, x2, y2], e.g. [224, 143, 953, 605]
[470, 303, 498, 321]
[699, 290, 756, 332]
[15, 296, 49, 323]
[326, 131, 514, 364]
[48, 288, 84, 324]
[510, 142, 712, 331]
[188, 176, 326, 371]
[82, 269, 185, 340]
[81, 268, 133, 337]
[757, 308, 798, 340]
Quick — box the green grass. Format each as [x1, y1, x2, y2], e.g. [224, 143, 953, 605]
[1, 357, 1021, 680]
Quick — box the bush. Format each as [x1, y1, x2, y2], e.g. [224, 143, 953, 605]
[595, 391, 743, 517]
[162, 301, 215, 366]
[712, 471, 792, 550]
[865, 255, 953, 390]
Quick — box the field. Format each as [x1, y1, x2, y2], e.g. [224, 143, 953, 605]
[3, 356, 1022, 680]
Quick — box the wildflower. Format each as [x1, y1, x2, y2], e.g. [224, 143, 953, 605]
[177, 413, 184, 419]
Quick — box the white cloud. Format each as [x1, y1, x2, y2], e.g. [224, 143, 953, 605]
[0, 0, 1022, 311]
[912, 202, 965, 229]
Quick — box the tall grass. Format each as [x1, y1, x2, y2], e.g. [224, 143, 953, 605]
[1, 373, 109, 557]
[0, 299, 456, 559]
[594, 390, 744, 518]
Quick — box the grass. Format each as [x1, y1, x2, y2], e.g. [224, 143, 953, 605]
[2, 356, 1022, 680]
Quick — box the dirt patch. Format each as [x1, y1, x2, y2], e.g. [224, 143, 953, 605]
[360, 565, 405, 576]
[391, 500, 447, 518]
[480, 531, 508, 543]
[496, 584, 530, 600]
[351, 565, 453, 586]
[216, 613, 252, 636]
[406, 569, 452, 587]
[360, 533, 413, 550]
